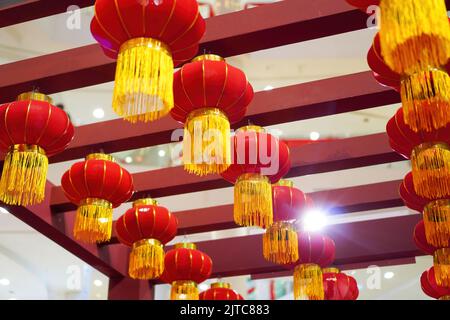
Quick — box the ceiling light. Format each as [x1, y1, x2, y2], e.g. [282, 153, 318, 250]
[124, 156, 133, 164]
[92, 108, 105, 119]
[0, 278, 10, 286]
[309, 131, 320, 141]
[93, 279, 103, 287]
[264, 85, 274, 91]
[384, 271, 394, 279]
[302, 209, 328, 232]
[158, 149, 166, 157]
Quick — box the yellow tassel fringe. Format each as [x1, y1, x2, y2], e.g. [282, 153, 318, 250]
[0, 145, 48, 206]
[234, 173, 273, 228]
[73, 198, 113, 244]
[183, 108, 231, 176]
[424, 200, 450, 248]
[411, 143, 450, 199]
[171, 281, 199, 300]
[113, 37, 174, 123]
[129, 239, 164, 280]
[262, 221, 299, 265]
[434, 248, 450, 287]
[379, 0, 450, 75]
[400, 69, 450, 132]
[294, 264, 324, 300]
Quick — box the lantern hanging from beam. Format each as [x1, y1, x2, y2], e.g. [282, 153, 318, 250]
[323, 267, 359, 301]
[414, 220, 450, 287]
[220, 126, 291, 228]
[263, 180, 311, 265]
[172, 54, 254, 176]
[161, 242, 212, 300]
[293, 233, 335, 300]
[421, 267, 450, 300]
[116, 198, 178, 280]
[91, 0, 206, 123]
[0, 92, 74, 206]
[386, 107, 450, 199]
[61, 153, 134, 244]
[200, 282, 244, 300]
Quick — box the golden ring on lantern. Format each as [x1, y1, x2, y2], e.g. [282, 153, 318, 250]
[192, 54, 225, 62]
[119, 37, 171, 58]
[79, 197, 113, 208]
[175, 242, 197, 250]
[237, 125, 265, 133]
[211, 282, 231, 289]
[85, 153, 115, 162]
[440, 295, 450, 300]
[17, 92, 53, 104]
[132, 238, 162, 250]
[323, 267, 340, 274]
[133, 198, 158, 207]
[274, 179, 294, 187]
[9, 144, 46, 156]
[186, 107, 229, 123]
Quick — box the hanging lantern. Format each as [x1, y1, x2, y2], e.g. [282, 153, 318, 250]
[293, 233, 335, 300]
[91, 0, 206, 123]
[199, 282, 244, 300]
[386, 107, 450, 199]
[171, 54, 254, 176]
[162, 242, 212, 300]
[262, 180, 310, 265]
[400, 172, 449, 248]
[421, 267, 450, 300]
[220, 126, 291, 228]
[61, 153, 133, 243]
[0, 92, 74, 206]
[414, 220, 450, 287]
[323, 268, 359, 301]
[116, 198, 178, 280]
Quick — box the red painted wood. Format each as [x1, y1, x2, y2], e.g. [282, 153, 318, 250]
[50, 133, 406, 212]
[108, 277, 154, 300]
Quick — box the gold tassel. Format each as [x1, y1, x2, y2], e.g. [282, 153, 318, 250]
[0, 144, 48, 206]
[171, 281, 199, 300]
[424, 200, 450, 248]
[113, 37, 174, 123]
[234, 173, 273, 228]
[73, 198, 113, 244]
[293, 264, 324, 300]
[262, 221, 299, 265]
[440, 295, 450, 300]
[129, 239, 164, 280]
[183, 108, 231, 176]
[434, 248, 450, 287]
[379, 0, 450, 74]
[411, 143, 450, 199]
[400, 69, 450, 132]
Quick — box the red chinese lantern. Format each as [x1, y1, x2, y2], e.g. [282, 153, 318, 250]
[386, 107, 450, 199]
[116, 198, 178, 280]
[171, 54, 254, 176]
[162, 242, 213, 300]
[262, 180, 311, 265]
[0, 92, 74, 206]
[293, 233, 336, 300]
[414, 220, 450, 287]
[61, 153, 134, 243]
[220, 126, 291, 228]
[323, 267, 359, 300]
[199, 282, 244, 300]
[400, 172, 449, 248]
[421, 267, 450, 300]
[91, 0, 206, 123]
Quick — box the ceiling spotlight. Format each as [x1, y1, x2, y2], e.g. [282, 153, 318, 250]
[309, 131, 320, 141]
[124, 156, 133, 164]
[264, 85, 274, 91]
[302, 209, 328, 232]
[0, 278, 10, 286]
[384, 271, 394, 279]
[92, 108, 105, 119]
[158, 149, 166, 157]
[93, 279, 103, 287]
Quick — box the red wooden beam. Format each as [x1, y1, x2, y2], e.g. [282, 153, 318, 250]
[0, 0, 369, 103]
[44, 71, 399, 164]
[50, 132, 405, 212]
[108, 278, 154, 300]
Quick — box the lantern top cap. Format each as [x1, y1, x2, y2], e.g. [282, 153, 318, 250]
[211, 282, 231, 289]
[192, 54, 225, 63]
[237, 125, 265, 133]
[17, 92, 53, 104]
[323, 267, 340, 274]
[175, 242, 197, 250]
[274, 179, 294, 187]
[133, 198, 158, 207]
[85, 153, 115, 162]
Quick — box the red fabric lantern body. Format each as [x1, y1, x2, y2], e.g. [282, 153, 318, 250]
[163, 243, 213, 300]
[0, 93, 74, 206]
[293, 233, 336, 300]
[61, 153, 133, 244]
[414, 220, 450, 287]
[323, 268, 359, 300]
[220, 126, 291, 228]
[172, 54, 254, 176]
[91, 0, 206, 123]
[421, 267, 450, 300]
[116, 198, 178, 280]
[199, 282, 244, 300]
[263, 180, 310, 265]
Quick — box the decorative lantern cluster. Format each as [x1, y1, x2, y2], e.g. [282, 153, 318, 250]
[323, 267, 359, 301]
[200, 282, 244, 301]
[0, 92, 74, 206]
